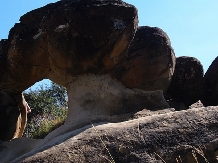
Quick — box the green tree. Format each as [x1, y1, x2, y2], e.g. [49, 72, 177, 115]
[23, 82, 68, 138]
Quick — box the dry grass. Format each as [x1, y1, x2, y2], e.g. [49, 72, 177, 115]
[30, 109, 67, 139]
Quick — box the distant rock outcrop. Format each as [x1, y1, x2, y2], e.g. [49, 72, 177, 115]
[167, 56, 204, 108]
[201, 56, 218, 106]
[112, 26, 176, 93]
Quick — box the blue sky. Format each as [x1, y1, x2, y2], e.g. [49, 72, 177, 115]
[1, 0, 218, 90]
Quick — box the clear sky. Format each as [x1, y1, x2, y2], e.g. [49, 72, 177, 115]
[1, 0, 218, 89]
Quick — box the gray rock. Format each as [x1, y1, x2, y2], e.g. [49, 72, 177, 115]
[1, 107, 218, 163]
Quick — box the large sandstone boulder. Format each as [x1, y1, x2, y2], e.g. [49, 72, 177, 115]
[0, 0, 138, 92]
[111, 26, 176, 93]
[1, 107, 218, 163]
[201, 56, 218, 106]
[167, 56, 204, 108]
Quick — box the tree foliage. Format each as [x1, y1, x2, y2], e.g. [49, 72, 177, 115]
[23, 82, 68, 138]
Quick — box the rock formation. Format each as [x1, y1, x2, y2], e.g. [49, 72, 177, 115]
[0, 92, 28, 141]
[0, 0, 176, 142]
[1, 0, 218, 162]
[111, 26, 176, 93]
[65, 74, 170, 125]
[201, 56, 218, 106]
[167, 56, 204, 108]
[0, 0, 138, 92]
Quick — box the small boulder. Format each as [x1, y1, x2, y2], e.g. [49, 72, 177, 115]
[201, 56, 218, 106]
[167, 56, 204, 108]
[112, 26, 176, 93]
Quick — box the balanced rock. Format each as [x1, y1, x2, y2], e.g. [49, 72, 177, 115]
[0, 0, 138, 92]
[111, 26, 176, 93]
[167, 56, 204, 107]
[201, 56, 218, 106]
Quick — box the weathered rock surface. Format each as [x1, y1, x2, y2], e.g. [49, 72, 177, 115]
[201, 56, 218, 106]
[167, 56, 204, 108]
[1, 1, 217, 163]
[1, 107, 218, 163]
[112, 26, 176, 93]
[0, 92, 27, 141]
[0, 0, 138, 92]
[65, 74, 170, 126]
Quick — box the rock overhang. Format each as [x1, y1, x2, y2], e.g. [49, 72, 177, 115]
[0, 0, 138, 92]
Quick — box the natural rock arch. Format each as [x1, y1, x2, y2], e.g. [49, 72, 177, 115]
[0, 0, 176, 141]
[1, 1, 218, 163]
[0, 0, 138, 141]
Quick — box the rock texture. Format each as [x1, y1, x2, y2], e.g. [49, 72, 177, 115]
[1, 107, 218, 163]
[65, 74, 169, 126]
[167, 56, 204, 107]
[0, 92, 28, 141]
[0, 73, 172, 163]
[1, 0, 218, 163]
[112, 26, 176, 93]
[0, 0, 138, 92]
[201, 56, 218, 106]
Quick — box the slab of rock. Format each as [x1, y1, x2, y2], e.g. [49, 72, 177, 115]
[201, 56, 218, 106]
[0, 0, 138, 92]
[1, 107, 218, 163]
[167, 56, 204, 107]
[111, 26, 176, 93]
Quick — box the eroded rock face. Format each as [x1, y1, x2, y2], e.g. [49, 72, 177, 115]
[111, 26, 176, 93]
[201, 56, 218, 106]
[0, 0, 138, 92]
[167, 56, 204, 107]
[65, 74, 170, 125]
[0, 92, 28, 141]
